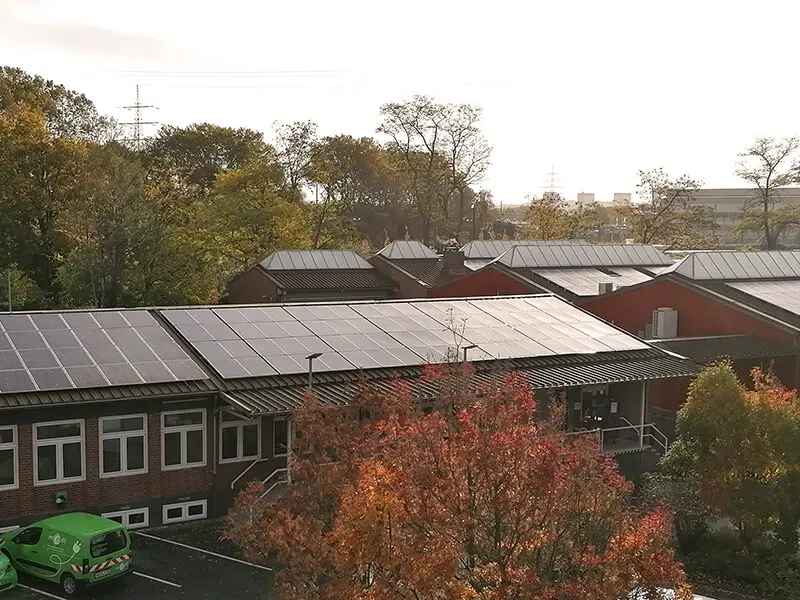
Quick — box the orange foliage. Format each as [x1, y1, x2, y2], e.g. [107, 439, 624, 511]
[224, 367, 689, 600]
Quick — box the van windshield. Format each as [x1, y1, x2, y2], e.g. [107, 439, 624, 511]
[90, 529, 127, 558]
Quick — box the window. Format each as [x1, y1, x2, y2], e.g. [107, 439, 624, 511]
[0, 426, 17, 490]
[13, 527, 42, 546]
[34, 420, 85, 486]
[102, 508, 149, 530]
[90, 530, 127, 558]
[100, 415, 147, 478]
[162, 500, 207, 524]
[273, 417, 290, 457]
[219, 413, 260, 463]
[161, 410, 206, 470]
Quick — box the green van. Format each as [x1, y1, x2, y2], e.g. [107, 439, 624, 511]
[0, 551, 17, 592]
[0, 513, 133, 596]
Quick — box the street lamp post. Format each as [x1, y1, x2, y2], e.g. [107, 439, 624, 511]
[306, 352, 322, 389]
[462, 344, 478, 362]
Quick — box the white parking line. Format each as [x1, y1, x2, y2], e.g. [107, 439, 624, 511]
[17, 583, 66, 599]
[135, 531, 273, 572]
[134, 571, 182, 588]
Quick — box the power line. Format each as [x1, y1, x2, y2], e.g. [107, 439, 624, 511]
[120, 85, 159, 151]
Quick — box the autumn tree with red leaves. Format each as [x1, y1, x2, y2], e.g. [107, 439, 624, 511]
[224, 364, 690, 600]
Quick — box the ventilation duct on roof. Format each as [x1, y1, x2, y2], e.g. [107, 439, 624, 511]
[598, 282, 616, 295]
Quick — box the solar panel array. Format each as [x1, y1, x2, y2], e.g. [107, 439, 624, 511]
[162, 297, 648, 379]
[727, 280, 800, 316]
[260, 250, 373, 270]
[0, 311, 207, 394]
[670, 251, 800, 280]
[533, 268, 652, 296]
[375, 241, 439, 260]
[497, 244, 672, 269]
[461, 239, 590, 259]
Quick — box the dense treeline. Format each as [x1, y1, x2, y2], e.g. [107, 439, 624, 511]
[0, 67, 496, 309]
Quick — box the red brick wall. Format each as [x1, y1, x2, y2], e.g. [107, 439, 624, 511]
[1, 399, 213, 525]
[431, 267, 544, 298]
[227, 268, 278, 304]
[583, 279, 796, 345]
[369, 257, 427, 299]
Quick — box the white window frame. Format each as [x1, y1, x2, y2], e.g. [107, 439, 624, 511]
[161, 409, 207, 471]
[273, 416, 291, 458]
[162, 500, 207, 525]
[219, 415, 261, 464]
[0, 425, 18, 491]
[33, 419, 86, 487]
[99, 414, 148, 478]
[102, 508, 150, 530]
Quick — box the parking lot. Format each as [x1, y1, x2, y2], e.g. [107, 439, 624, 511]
[4, 521, 274, 599]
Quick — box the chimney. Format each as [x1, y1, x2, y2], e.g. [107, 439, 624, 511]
[442, 249, 467, 276]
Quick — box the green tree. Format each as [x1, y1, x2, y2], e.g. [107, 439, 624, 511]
[523, 192, 599, 240]
[735, 137, 800, 249]
[273, 120, 318, 200]
[619, 168, 715, 248]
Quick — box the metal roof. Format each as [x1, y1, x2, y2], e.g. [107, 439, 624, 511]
[160, 295, 653, 381]
[461, 239, 590, 259]
[260, 250, 373, 270]
[532, 268, 652, 296]
[666, 251, 800, 280]
[0, 378, 216, 410]
[496, 244, 672, 269]
[224, 352, 700, 415]
[375, 241, 439, 260]
[387, 259, 467, 288]
[651, 335, 797, 363]
[726, 280, 800, 316]
[266, 269, 396, 292]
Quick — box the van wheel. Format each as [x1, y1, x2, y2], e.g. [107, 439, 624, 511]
[61, 573, 78, 596]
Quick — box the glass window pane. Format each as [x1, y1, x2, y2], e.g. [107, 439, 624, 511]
[166, 506, 182, 520]
[126, 436, 145, 471]
[0, 448, 14, 486]
[37, 444, 57, 481]
[187, 503, 204, 516]
[102, 419, 122, 434]
[0, 428, 13, 444]
[186, 430, 204, 464]
[164, 432, 182, 466]
[37, 423, 81, 439]
[164, 412, 203, 428]
[242, 424, 259, 458]
[102, 438, 121, 474]
[221, 427, 238, 460]
[62, 442, 82, 479]
[122, 417, 145, 431]
[106, 515, 123, 524]
[128, 512, 145, 525]
[274, 419, 288, 456]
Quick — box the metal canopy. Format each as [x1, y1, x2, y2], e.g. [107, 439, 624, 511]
[162, 296, 651, 381]
[668, 251, 800, 280]
[375, 241, 439, 260]
[497, 244, 672, 269]
[0, 310, 208, 394]
[260, 250, 373, 270]
[461, 239, 590, 259]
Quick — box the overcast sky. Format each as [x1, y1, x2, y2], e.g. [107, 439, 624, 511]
[1, 0, 797, 205]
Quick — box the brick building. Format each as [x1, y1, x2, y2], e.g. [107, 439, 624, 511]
[227, 249, 396, 304]
[583, 251, 800, 438]
[1, 296, 697, 529]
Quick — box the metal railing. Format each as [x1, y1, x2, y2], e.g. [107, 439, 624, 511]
[230, 457, 271, 490]
[259, 467, 290, 500]
[598, 419, 669, 454]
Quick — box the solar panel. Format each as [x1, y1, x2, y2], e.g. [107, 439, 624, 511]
[0, 310, 208, 394]
[533, 267, 652, 296]
[727, 280, 800, 315]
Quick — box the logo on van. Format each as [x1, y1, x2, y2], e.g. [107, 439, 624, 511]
[49, 533, 66, 546]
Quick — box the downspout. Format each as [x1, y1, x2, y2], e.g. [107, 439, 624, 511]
[639, 381, 647, 447]
[211, 396, 219, 518]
